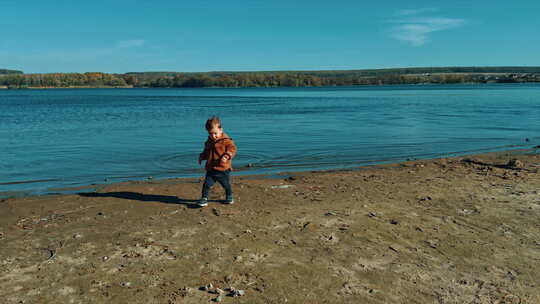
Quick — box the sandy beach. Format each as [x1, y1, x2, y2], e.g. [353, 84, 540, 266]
[1, 150, 539, 303]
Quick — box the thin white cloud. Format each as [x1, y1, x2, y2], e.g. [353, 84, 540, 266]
[396, 8, 438, 16]
[390, 11, 465, 46]
[116, 39, 145, 48]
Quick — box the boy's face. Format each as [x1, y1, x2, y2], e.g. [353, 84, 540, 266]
[208, 126, 223, 140]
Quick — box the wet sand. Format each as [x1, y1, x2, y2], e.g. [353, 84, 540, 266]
[1, 150, 539, 303]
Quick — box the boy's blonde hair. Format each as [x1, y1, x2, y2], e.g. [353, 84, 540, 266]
[205, 116, 222, 131]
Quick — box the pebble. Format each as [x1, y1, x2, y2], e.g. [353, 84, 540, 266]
[231, 289, 245, 297]
[507, 159, 524, 168]
[426, 240, 438, 248]
[73, 233, 83, 239]
[121, 282, 131, 287]
[200, 283, 214, 291]
[271, 184, 295, 189]
[102, 256, 109, 262]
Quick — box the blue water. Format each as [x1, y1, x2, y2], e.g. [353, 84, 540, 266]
[1, 84, 539, 197]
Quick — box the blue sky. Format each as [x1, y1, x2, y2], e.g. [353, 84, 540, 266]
[1, 0, 539, 73]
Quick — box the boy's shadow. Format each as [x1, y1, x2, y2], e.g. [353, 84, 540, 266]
[78, 191, 212, 208]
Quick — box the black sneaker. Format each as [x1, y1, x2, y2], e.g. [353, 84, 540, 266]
[198, 197, 208, 207]
[224, 196, 234, 204]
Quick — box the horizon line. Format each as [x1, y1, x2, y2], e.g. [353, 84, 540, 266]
[4, 65, 540, 75]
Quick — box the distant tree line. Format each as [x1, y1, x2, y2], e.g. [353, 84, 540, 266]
[1, 67, 539, 89]
[127, 71, 540, 88]
[0, 72, 128, 88]
[0, 68, 23, 75]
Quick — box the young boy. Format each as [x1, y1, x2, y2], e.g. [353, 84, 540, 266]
[197, 116, 237, 207]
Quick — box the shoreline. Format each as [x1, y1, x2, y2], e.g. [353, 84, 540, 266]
[2, 146, 537, 200]
[2, 81, 539, 90]
[1, 149, 539, 302]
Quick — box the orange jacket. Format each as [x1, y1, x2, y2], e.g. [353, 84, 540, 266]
[199, 133, 237, 171]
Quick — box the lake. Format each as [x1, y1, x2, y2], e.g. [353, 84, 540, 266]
[1, 84, 539, 197]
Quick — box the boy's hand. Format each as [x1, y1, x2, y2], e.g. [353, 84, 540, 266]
[220, 154, 230, 165]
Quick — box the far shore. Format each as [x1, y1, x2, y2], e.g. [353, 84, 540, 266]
[1, 82, 539, 91]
